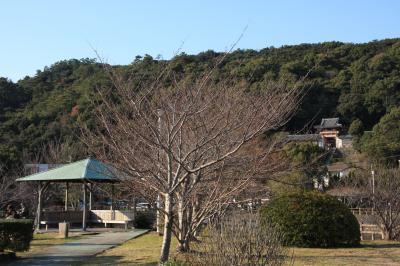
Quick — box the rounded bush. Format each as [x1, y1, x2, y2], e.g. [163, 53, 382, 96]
[260, 191, 360, 247]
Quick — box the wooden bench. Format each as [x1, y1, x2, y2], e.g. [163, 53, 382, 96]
[90, 210, 135, 230]
[90, 219, 132, 230]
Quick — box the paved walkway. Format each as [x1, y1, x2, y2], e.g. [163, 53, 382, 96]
[8, 229, 149, 265]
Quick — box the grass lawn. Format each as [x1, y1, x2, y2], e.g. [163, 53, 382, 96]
[80, 233, 400, 266]
[79, 232, 178, 265]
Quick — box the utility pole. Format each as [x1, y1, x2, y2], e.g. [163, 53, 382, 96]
[371, 169, 375, 196]
[371, 164, 375, 213]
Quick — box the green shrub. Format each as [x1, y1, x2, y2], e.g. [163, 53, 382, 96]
[260, 191, 360, 247]
[0, 219, 34, 252]
[134, 211, 155, 229]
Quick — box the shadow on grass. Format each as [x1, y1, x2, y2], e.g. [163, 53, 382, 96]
[362, 243, 400, 249]
[75, 256, 158, 266]
[6, 255, 125, 266]
[76, 255, 161, 266]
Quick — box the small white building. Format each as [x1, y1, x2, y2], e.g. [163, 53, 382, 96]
[336, 135, 353, 149]
[327, 162, 352, 178]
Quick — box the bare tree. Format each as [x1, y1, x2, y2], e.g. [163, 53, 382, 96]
[0, 165, 24, 211]
[184, 212, 289, 266]
[337, 167, 400, 240]
[172, 137, 289, 252]
[26, 138, 82, 164]
[81, 61, 305, 262]
[364, 167, 400, 240]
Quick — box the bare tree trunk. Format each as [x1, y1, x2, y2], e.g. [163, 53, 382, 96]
[193, 197, 200, 237]
[382, 223, 395, 240]
[160, 193, 173, 263]
[177, 197, 190, 252]
[156, 194, 163, 235]
[184, 203, 193, 251]
[132, 197, 137, 223]
[179, 238, 190, 253]
[380, 224, 393, 240]
[35, 182, 43, 232]
[383, 230, 390, 240]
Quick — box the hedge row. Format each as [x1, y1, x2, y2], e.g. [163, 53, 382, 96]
[0, 219, 34, 252]
[134, 211, 156, 229]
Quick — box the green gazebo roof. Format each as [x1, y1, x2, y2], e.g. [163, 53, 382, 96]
[16, 158, 119, 183]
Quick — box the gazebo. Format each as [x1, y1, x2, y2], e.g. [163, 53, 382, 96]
[16, 158, 135, 231]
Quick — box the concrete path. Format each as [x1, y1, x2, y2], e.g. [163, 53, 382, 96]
[8, 229, 149, 266]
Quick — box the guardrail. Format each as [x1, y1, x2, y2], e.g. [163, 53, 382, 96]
[349, 208, 385, 240]
[360, 223, 384, 240]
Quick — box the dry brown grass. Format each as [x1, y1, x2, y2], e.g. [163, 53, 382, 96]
[79, 233, 400, 266]
[292, 240, 400, 266]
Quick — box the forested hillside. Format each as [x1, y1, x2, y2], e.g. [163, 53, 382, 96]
[1, 38, 400, 167]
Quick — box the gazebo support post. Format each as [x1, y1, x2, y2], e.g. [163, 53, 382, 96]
[89, 183, 93, 210]
[82, 182, 87, 231]
[110, 184, 114, 210]
[65, 182, 69, 211]
[84, 183, 94, 210]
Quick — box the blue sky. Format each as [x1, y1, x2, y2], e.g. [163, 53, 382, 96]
[1, 0, 400, 81]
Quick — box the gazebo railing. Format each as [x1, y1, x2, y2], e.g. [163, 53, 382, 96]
[42, 210, 84, 223]
[42, 210, 136, 223]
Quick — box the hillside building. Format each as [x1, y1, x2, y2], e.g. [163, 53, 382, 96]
[287, 118, 352, 149]
[314, 118, 343, 149]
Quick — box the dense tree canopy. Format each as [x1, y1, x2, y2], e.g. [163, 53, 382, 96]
[267, 142, 327, 195]
[0, 78, 30, 121]
[360, 107, 400, 162]
[1, 38, 400, 167]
